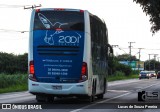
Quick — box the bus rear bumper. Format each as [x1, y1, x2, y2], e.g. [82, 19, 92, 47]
[28, 79, 89, 96]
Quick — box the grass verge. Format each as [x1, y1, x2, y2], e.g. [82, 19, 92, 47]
[108, 72, 138, 81]
[108, 74, 139, 82]
[0, 73, 28, 94]
[0, 72, 139, 94]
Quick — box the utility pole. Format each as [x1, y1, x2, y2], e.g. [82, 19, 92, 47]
[128, 42, 135, 66]
[148, 54, 158, 71]
[138, 48, 144, 71]
[148, 54, 151, 71]
[24, 4, 41, 9]
[153, 54, 158, 71]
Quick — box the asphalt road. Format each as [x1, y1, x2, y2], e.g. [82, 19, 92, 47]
[0, 78, 160, 112]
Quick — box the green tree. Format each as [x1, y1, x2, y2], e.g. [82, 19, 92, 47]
[144, 59, 160, 71]
[133, 0, 160, 34]
[0, 52, 28, 74]
[116, 54, 139, 61]
[108, 56, 132, 76]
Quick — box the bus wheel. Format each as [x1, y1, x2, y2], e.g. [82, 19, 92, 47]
[36, 95, 54, 103]
[97, 79, 105, 99]
[97, 94, 104, 99]
[46, 95, 54, 103]
[36, 95, 46, 102]
[87, 84, 96, 103]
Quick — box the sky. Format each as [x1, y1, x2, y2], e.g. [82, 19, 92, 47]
[0, 0, 160, 61]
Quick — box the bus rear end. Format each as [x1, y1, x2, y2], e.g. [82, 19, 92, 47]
[28, 8, 89, 100]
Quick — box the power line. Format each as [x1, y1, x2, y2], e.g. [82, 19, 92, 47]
[0, 4, 41, 9]
[0, 29, 29, 33]
[0, 4, 25, 8]
[116, 47, 160, 51]
[24, 4, 42, 9]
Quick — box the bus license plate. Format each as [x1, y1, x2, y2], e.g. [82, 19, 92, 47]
[52, 85, 62, 90]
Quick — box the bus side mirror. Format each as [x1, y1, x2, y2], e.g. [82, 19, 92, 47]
[106, 44, 114, 60]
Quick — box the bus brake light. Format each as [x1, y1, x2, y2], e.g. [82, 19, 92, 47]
[54, 8, 64, 11]
[80, 10, 84, 13]
[81, 62, 87, 75]
[29, 61, 34, 74]
[29, 60, 37, 81]
[36, 9, 40, 12]
[79, 62, 88, 82]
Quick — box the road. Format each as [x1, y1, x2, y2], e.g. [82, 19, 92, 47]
[0, 78, 160, 112]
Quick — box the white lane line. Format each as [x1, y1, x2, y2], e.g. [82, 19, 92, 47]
[135, 82, 160, 92]
[70, 81, 160, 112]
[108, 79, 140, 86]
[0, 93, 32, 100]
[70, 92, 131, 112]
[107, 90, 129, 93]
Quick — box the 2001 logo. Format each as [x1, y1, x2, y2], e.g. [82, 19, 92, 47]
[38, 13, 81, 45]
[59, 34, 81, 44]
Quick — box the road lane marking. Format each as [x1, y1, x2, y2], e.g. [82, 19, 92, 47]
[70, 92, 131, 112]
[135, 82, 160, 92]
[108, 79, 141, 86]
[107, 90, 129, 93]
[70, 81, 160, 112]
[0, 93, 32, 100]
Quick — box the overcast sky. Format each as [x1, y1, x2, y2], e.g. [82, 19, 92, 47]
[0, 0, 160, 61]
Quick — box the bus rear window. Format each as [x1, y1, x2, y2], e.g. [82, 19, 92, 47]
[34, 11, 84, 31]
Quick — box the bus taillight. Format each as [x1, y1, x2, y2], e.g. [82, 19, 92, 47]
[80, 62, 88, 82]
[29, 60, 37, 81]
[29, 61, 34, 74]
[36, 9, 40, 12]
[80, 10, 84, 13]
[54, 8, 64, 11]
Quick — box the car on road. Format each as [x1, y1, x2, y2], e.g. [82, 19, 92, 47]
[149, 71, 156, 77]
[157, 71, 160, 79]
[139, 71, 150, 79]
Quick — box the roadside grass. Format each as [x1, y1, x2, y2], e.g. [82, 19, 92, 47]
[108, 71, 139, 82]
[0, 73, 28, 94]
[0, 72, 139, 94]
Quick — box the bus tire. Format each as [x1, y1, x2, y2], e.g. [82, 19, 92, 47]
[36, 95, 54, 103]
[46, 95, 54, 103]
[97, 79, 105, 99]
[36, 95, 46, 102]
[97, 94, 104, 99]
[87, 82, 96, 103]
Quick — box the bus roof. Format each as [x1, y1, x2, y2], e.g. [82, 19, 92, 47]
[35, 8, 86, 12]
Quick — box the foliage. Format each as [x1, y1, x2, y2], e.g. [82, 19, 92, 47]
[0, 73, 27, 89]
[108, 72, 138, 82]
[116, 54, 139, 61]
[133, 0, 160, 34]
[108, 55, 132, 76]
[0, 52, 28, 74]
[144, 59, 160, 71]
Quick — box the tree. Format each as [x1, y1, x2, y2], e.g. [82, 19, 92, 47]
[144, 59, 160, 71]
[108, 55, 132, 76]
[133, 0, 160, 34]
[116, 54, 139, 61]
[0, 52, 28, 74]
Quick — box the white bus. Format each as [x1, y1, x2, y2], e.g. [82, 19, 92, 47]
[28, 8, 113, 102]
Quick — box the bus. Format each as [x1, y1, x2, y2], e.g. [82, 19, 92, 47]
[28, 8, 113, 102]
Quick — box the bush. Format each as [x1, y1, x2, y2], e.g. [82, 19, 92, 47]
[114, 71, 125, 76]
[0, 52, 28, 74]
[0, 73, 27, 89]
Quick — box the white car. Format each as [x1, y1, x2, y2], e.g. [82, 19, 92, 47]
[139, 71, 150, 79]
[149, 71, 156, 77]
